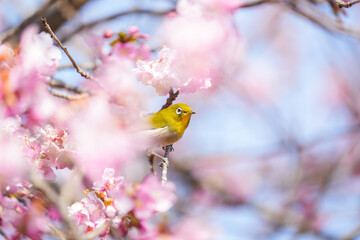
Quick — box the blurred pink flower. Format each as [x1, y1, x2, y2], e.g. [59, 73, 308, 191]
[1, 26, 62, 123]
[148, 0, 243, 94]
[135, 46, 212, 95]
[133, 174, 176, 220]
[18, 25, 61, 76]
[112, 42, 151, 62]
[69, 168, 134, 235]
[86, 55, 144, 113]
[69, 96, 141, 180]
[0, 182, 49, 239]
[172, 216, 218, 240]
[69, 169, 177, 238]
[0, 115, 29, 186]
[127, 220, 159, 240]
[103, 29, 114, 39]
[198, 0, 242, 12]
[93, 168, 124, 193]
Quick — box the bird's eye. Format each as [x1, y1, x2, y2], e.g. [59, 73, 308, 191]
[176, 108, 182, 115]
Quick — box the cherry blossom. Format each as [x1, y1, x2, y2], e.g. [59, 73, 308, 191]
[133, 174, 176, 220]
[24, 124, 74, 180]
[135, 46, 212, 95]
[69, 169, 177, 238]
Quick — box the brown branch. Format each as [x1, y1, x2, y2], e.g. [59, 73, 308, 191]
[61, 8, 175, 42]
[161, 89, 180, 110]
[1, 0, 58, 43]
[41, 17, 93, 80]
[341, 223, 360, 240]
[49, 89, 89, 101]
[334, 0, 360, 8]
[57, 62, 96, 70]
[47, 78, 90, 100]
[30, 174, 84, 239]
[286, 0, 360, 40]
[47, 78, 87, 94]
[239, 0, 279, 8]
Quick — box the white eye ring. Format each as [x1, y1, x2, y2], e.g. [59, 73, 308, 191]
[176, 108, 182, 115]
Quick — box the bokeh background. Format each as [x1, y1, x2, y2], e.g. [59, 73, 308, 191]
[2, 0, 360, 239]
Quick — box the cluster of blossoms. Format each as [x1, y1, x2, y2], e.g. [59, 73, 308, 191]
[135, 46, 212, 95]
[0, 0, 234, 238]
[0, 25, 62, 125]
[134, 0, 243, 95]
[24, 124, 75, 180]
[68, 168, 176, 239]
[0, 181, 60, 239]
[1, 113, 74, 181]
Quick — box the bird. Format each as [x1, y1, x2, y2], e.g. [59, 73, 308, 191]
[141, 103, 196, 148]
[132, 103, 195, 182]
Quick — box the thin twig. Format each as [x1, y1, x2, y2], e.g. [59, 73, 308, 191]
[30, 174, 84, 239]
[0, 229, 9, 240]
[57, 62, 96, 70]
[61, 8, 175, 42]
[239, 0, 278, 8]
[161, 89, 180, 110]
[48, 223, 67, 240]
[1, 0, 58, 43]
[41, 17, 93, 80]
[47, 78, 88, 94]
[341, 223, 360, 240]
[286, 0, 360, 40]
[49, 89, 89, 101]
[84, 220, 111, 240]
[334, 0, 360, 8]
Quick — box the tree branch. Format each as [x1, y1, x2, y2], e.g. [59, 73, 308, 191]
[334, 0, 360, 8]
[341, 223, 360, 240]
[286, 0, 360, 40]
[161, 89, 180, 110]
[61, 8, 175, 42]
[41, 17, 94, 80]
[239, 0, 279, 8]
[1, 0, 58, 43]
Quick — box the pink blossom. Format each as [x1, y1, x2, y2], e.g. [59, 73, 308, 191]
[127, 220, 159, 240]
[112, 42, 151, 62]
[87, 56, 144, 112]
[0, 116, 29, 186]
[69, 168, 134, 235]
[148, 0, 243, 94]
[69, 169, 176, 238]
[0, 182, 49, 239]
[18, 25, 61, 76]
[24, 124, 74, 180]
[103, 29, 114, 38]
[197, 0, 242, 12]
[1, 26, 62, 121]
[93, 168, 124, 193]
[68, 191, 108, 233]
[134, 174, 176, 220]
[135, 46, 212, 95]
[69, 96, 140, 180]
[172, 216, 218, 240]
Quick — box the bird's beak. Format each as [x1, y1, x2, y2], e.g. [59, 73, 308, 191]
[190, 110, 196, 114]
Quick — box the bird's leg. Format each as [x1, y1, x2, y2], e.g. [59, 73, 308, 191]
[162, 145, 174, 152]
[147, 145, 173, 183]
